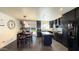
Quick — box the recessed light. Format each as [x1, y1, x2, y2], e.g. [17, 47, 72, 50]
[60, 8, 63, 11]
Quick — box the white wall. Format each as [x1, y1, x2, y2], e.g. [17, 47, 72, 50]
[0, 12, 20, 48]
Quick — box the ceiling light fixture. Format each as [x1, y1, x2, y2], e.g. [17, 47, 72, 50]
[60, 8, 63, 11]
[59, 8, 63, 17]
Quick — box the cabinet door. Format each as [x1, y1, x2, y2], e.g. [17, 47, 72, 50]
[58, 18, 61, 25]
[76, 7, 79, 20]
[49, 21, 54, 28]
[37, 21, 41, 37]
[37, 21, 41, 28]
[63, 9, 75, 22]
[55, 19, 57, 25]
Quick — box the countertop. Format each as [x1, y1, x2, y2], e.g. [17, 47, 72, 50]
[41, 32, 52, 35]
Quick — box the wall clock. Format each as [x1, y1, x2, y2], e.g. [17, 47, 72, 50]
[7, 20, 15, 29]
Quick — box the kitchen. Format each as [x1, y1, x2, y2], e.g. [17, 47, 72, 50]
[0, 7, 76, 51]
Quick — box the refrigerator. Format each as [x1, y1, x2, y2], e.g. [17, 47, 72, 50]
[67, 22, 79, 51]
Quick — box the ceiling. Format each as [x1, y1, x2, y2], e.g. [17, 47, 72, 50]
[0, 7, 76, 21]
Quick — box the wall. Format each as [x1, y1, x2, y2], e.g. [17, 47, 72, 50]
[0, 12, 20, 48]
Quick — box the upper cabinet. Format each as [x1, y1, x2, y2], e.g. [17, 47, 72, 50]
[63, 9, 76, 23]
[76, 7, 79, 20]
[37, 21, 41, 28]
[49, 21, 54, 28]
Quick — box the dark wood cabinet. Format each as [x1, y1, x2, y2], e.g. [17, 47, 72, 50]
[62, 8, 79, 50]
[49, 21, 54, 28]
[37, 21, 41, 28]
[54, 9, 76, 48]
[63, 9, 75, 23]
[51, 7, 79, 50]
[76, 7, 79, 20]
[37, 21, 41, 37]
[58, 18, 61, 25]
[55, 19, 57, 25]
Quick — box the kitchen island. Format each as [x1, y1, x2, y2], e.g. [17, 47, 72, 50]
[41, 32, 53, 46]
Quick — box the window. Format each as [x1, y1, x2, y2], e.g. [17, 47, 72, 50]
[41, 21, 49, 30]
